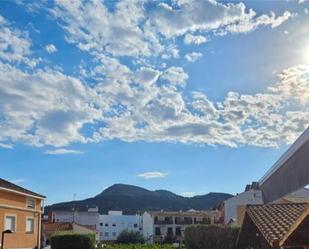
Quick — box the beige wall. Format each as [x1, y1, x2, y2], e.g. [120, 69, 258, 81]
[236, 205, 246, 225]
[0, 190, 43, 249]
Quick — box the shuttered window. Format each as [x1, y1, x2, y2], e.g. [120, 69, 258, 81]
[5, 216, 16, 231]
[26, 218, 34, 233]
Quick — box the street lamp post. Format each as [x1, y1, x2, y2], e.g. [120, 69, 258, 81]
[1, 230, 13, 249]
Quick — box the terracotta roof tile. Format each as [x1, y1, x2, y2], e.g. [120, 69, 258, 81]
[43, 222, 97, 233]
[43, 222, 73, 232]
[246, 203, 309, 246]
[0, 178, 45, 198]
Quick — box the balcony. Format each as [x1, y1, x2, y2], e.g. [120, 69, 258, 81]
[154, 217, 173, 225]
[175, 218, 193, 225]
[194, 219, 211, 225]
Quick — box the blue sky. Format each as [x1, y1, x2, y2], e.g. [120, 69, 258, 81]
[0, 0, 308, 205]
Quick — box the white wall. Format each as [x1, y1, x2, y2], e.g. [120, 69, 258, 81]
[142, 212, 154, 244]
[51, 210, 99, 229]
[99, 213, 141, 241]
[224, 189, 263, 224]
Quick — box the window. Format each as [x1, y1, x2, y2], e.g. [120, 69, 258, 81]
[134, 223, 138, 228]
[176, 227, 181, 236]
[100, 232, 103, 236]
[155, 227, 161, 235]
[5, 216, 16, 231]
[105, 223, 109, 227]
[112, 223, 116, 227]
[112, 232, 116, 237]
[100, 223, 103, 226]
[27, 198, 35, 209]
[167, 227, 173, 236]
[26, 218, 34, 233]
[104, 232, 109, 237]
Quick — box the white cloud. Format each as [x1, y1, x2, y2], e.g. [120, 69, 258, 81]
[181, 192, 195, 197]
[0, 142, 13, 149]
[0, 63, 101, 147]
[305, 8, 308, 15]
[52, 0, 162, 57]
[11, 178, 25, 184]
[1, 56, 308, 149]
[45, 44, 57, 54]
[45, 148, 84, 155]
[223, 11, 294, 34]
[150, 1, 293, 38]
[0, 1, 306, 150]
[185, 52, 203, 62]
[51, 1, 294, 60]
[160, 66, 188, 87]
[137, 171, 168, 179]
[0, 15, 32, 64]
[184, 34, 207, 45]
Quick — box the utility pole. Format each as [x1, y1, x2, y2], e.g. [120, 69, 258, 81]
[72, 193, 76, 223]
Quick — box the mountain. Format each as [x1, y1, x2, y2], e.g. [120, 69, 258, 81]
[47, 184, 233, 214]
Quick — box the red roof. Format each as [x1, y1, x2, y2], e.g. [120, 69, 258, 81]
[238, 203, 309, 247]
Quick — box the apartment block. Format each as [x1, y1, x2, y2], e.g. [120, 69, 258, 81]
[142, 210, 222, 243]
[0, 178, 45, 249]
[99, 211, 141, 241]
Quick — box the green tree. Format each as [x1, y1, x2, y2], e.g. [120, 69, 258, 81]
[185, 225, 240, 249]
[116, 230, 145, 244]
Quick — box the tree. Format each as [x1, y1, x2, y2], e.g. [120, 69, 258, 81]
[116, 230, 144, 244]
[184, 225, 240, 249]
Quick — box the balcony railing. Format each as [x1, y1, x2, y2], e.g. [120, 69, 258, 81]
[194, 219, 211, 225]
[154, 220, 173, 225]
[175, 219, 193, 225]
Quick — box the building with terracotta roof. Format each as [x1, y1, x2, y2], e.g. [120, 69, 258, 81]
[42, 222, 98, 246]
[0, 178, 45, 249]
[237, 203, 309, 249]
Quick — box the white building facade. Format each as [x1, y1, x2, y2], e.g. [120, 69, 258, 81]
[223, 189, 263, 224]
[99, 211, 142, 241]
[142, 210, 222, 244]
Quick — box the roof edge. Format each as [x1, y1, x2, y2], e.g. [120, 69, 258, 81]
[279, 204, 309, 246]
[0, 187, 46, 199]
[259, 127, 309, 185]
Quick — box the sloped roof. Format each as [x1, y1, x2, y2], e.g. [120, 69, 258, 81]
[273, 196, 309, 204]
[242, 203, 309, 247]
[0, 178, 45, 198]
[43, 222, 73, 232]
[43, 222, 96, 233]
[272, 188, 309, 204]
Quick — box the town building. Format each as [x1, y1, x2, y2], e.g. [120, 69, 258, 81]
[237, 203, 309, 249]
[223, 182, 263, 224]
[42, 222, 98, 246]
[142, 210, 222, 243]
[48, 207, 100, 230]
[0, 178, 45, 249]
[99, 210, 141, 241]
